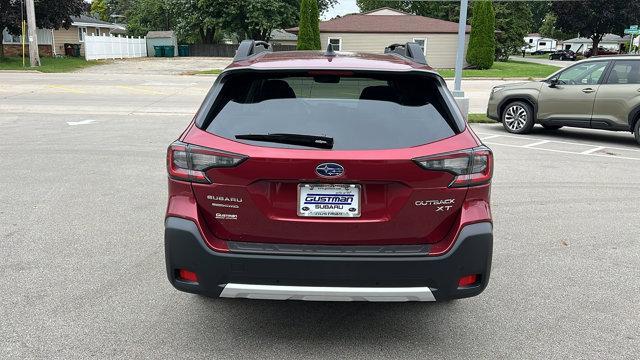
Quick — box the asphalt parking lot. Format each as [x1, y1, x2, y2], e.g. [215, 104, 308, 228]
[1, 72, 639, 359]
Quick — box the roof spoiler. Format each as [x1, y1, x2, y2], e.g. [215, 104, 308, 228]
[234, 40, 272, 61]
[384, 42, 427, 65]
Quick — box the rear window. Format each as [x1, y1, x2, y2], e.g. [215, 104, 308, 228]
[203, 72, 458, 150]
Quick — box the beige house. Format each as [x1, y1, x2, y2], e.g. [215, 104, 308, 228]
[2, 15, 124, 57]
[53, 15, 125, 56]
[286, 8, 470, 69]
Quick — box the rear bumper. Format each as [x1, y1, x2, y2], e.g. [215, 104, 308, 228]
[165, 217, 493, 301]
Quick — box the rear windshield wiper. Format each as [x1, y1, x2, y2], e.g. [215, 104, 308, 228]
[235, 133, 334, 149]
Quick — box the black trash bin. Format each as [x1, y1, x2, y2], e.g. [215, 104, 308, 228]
[64, 43, 81, 57]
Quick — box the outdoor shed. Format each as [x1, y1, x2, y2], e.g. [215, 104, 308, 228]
[285, 7, 470, 69]
[146, 31, 177, 57]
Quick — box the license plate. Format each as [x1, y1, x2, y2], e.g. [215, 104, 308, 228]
[298, 184, 361, 218]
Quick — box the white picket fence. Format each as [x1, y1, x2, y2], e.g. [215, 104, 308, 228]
[84, 34, 147, 60]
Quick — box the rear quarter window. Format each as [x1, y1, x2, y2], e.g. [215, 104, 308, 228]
[202, 71, 460, 150]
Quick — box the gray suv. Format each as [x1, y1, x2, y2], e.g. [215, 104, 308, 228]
[487, 56, 640, 145]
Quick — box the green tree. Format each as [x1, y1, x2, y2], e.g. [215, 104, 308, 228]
[0, 0, 84, 57]
[125, 0, 176, 37]
[493, 1, 531, 61]
[356, 0, 460, 22]
[552, 0, 640, 55]
[527, 1, 551, 33]
[466, 1, 495, 69]
[171, 0, 228, 44]
[297, 0, 320, 50]
[538, 13, 573, 41]
[234, 0, 301, 41]
[91, 0, 110, 21]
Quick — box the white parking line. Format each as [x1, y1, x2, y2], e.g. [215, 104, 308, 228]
[482, 141, 640, 161]
[475, 132, 640, 153]
[67, 119, 96, 126]
[480, 134, 502, 140]
[523, 140, 551, 148]
[580, 146, 606, 154]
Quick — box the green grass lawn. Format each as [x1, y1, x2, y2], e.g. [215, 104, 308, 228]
[468, 114, 495, 123]
[0, 56, 102, 73]
[187, 69, 223, 75]
[525, 54, 550, 59]
[438, 60, 560, 79]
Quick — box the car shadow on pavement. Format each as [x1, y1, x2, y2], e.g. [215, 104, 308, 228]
[528, 128, 638, 146]
[482, 123, 638, 147]
[194, 296, 458, 343]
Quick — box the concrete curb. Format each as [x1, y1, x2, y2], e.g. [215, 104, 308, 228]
[0, 69, 42, 73]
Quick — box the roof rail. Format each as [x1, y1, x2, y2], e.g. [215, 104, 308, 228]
[384, 42, 427, 65]
[234, 40, 272, 61]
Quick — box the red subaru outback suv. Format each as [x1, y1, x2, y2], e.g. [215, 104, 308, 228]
[165, 41, 493, 302]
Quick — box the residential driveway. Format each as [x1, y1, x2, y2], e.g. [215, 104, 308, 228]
[509, 55, 572, 68]
[75, 56, 233, 75]
[1, 71, 639, 359]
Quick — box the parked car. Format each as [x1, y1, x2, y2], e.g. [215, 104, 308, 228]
[165, 40, 494, 302]
[584, 47, 619, 58]
[487, 56, 640, 145]
[549, 50, 577, 61]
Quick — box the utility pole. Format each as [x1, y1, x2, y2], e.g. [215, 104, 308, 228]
[25, 0, 40, 67]
[453, 0, 469, 119]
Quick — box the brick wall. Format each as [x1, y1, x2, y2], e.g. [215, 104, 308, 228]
[1, 44, 53, 57]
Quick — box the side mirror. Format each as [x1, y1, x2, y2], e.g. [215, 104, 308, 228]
[548, 78, 559, 88]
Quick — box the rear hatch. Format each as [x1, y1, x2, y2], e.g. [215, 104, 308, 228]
[180, 70, 481, 246]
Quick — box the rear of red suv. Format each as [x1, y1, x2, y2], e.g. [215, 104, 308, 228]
[165, 41, 493, 302]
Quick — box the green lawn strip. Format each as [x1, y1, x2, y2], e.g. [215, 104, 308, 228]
[0, 56, 101, 73]
[438, 60, 559, 79]
[188, 69, 223, 75]
[467, 114, 495, 123]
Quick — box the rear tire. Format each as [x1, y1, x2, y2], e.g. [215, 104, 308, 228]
[634, 120, 640, 145]
[501, 101, 535, 134]
[542, 124, 563, 130]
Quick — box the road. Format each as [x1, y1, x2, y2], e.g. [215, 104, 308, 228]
[510, 55, 572, 68]
[1, 72, 639, 359]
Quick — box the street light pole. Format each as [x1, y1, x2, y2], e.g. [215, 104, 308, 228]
[25, 0, 40, 67]
[452, 0, 469, 119]
[453, 0, 469, 97]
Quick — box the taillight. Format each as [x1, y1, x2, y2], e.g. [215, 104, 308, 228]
[413, 146, 493, 187]
[167, 141, 246, 183]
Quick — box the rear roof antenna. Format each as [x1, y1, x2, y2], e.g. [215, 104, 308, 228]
[324, 43, 336, 57]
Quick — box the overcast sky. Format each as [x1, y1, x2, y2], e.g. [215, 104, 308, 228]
[322, 0, 361, 20]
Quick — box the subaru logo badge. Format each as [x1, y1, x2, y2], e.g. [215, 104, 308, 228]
[315, 163, 344, 178]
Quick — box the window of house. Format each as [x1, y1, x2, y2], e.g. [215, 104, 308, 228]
[328, 38, 341, 51]
[95, 28, 101, 36]
[78, 27, 87, 42]
[413, 38, 427, 55]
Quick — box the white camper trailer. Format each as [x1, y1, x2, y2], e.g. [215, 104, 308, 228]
[523, 34, 558, 54]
